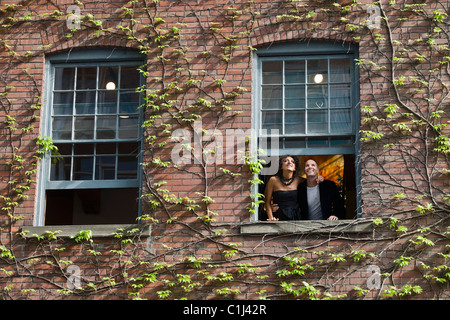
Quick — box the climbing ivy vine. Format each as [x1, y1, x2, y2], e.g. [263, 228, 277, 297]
[0, 0, 449, 300]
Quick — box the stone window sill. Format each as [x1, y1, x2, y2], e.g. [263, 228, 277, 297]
[240, 219, 373, 235]
[21, 224, 151, 239]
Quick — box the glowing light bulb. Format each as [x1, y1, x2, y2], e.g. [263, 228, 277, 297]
[314, 74, 323, 83]
[106, 81, 116, 90]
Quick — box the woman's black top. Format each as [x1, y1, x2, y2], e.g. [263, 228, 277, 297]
[272, 190, 300, 220]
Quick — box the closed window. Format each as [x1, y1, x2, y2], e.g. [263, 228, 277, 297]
[37, 50, 144, 226]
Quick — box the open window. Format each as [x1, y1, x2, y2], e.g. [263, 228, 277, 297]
[36, 49, 145, 226]
[252, 42, 360, 221]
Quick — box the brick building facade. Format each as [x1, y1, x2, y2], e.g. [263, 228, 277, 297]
[0, 0, 449, 302]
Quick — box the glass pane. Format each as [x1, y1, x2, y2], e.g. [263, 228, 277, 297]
[285, 110, 305, 134]
[52, 117, 72, 140]
[96, 143, 116, 154]
[307, 59, 328, 84]
[73, 157, 93, 180]
[74, 143, 94, 155]
[307, 110, 328, 133]
[97, 116, 116, 139]
[76, 67, 97, 89]
[330, 109, 352, 133]
[98, 66, 119, 90]
[118, 116, 139, 139]
[308, 138, 328, 148]
[75, 91, 95, 114]
[262, 61, 282, 84]
[261, 111, 282, 132]
[285, 85, 305, 109]
[74, 116, 94, 139]
[331, 137, 353, 148]
[117, 156, 137, 179]
[50, 157, 71, 181]
[98, 91, 118, 114]
[330, 59, 350, 82]
[120, 66, 141, 89]
[95, 156, 116, 180]
[307, 85, 328, 109]
[285, 60, 305, 84]
[118, 142, 139, 154]
[119, 92, 140, 114]
[53, 92, 73, 115]
[330, 84, 351, 108]
[54, 67, 75, 90]
[284, 137, 306, 148]
[55, 143, 72, 156]
[262, 85, 282, 109]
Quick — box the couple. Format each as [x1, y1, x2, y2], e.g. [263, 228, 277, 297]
[264, 155, 345, 221]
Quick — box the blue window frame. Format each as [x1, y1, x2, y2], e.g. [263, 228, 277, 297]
[252, 42, 361, 220]
[255, 42, 359, 156]
[36, 49, 145, 226]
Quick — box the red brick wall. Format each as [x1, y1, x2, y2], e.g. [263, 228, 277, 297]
[0, 0, 448, 301]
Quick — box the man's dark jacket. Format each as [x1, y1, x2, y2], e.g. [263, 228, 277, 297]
[297, 180, 345, 220]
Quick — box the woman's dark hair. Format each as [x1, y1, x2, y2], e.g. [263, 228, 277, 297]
[276, 155, 299, 178]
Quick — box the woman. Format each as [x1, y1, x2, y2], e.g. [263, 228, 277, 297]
[264, 155, 302, 221]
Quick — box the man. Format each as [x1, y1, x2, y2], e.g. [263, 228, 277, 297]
[297, 159, 345, 220]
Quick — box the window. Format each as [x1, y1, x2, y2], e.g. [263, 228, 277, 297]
[253, 42, 360, 221]
[36, 49, 144, 226]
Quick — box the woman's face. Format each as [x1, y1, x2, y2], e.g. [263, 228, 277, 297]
[281, 157, 296, 172]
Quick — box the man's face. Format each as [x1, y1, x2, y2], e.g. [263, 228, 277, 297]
[305, 159, 319, 177]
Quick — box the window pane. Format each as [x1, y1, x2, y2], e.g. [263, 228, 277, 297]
[95, 156, 116, 180]
[117, 156, 138, 179]
[74, 143, 94, 155]
[330, 84, 351, 108]
[330, 137, 353, 148]
[285, 110, 305, 134]
[73, 157, 93, 180]
[307, 59, 328, 84]
[307, 110, 328, 133]
[308, 138, 328, 148]
[118, 142, 139, 155]
[52, 117, 72, 140]
[53, 92, 73, 115]
[75, 91, 95, 114]
[74, 116, 94, 139]
[97, 116, 116, 139]
[96, 143, 116, 154]
[118, 116, 139, 139]
[77, 67, 97, 89]
[120, 66, 141, 89]
[98, 91, 118, 114]
[54, 67, 75, 90]
[119, 92, 140, 114]
[261, 111, 282, 132]
[307, 85, 328, 109]
[262, 61, 282, 84]
[50, 157, 71, 181]
[330, 109, 352, 133]
[98, 66, 119, 90]
[55, 143, 72, 155]
[262, 85, 282, 109]
[330, 59, 350, 82]
[285, 60, 305, 84]
[284, 137, 306, 148]
[285, 85, 305, 109]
